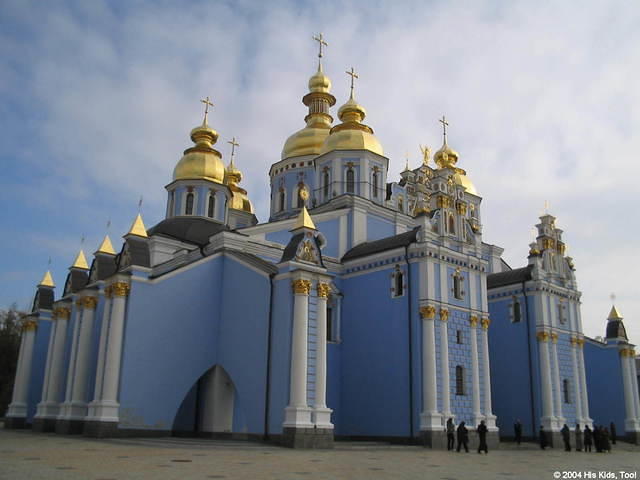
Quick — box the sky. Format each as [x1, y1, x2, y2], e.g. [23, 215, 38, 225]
[1, 0, 638, 344]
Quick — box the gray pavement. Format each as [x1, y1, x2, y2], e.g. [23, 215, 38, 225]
[1, 428, 639, 480]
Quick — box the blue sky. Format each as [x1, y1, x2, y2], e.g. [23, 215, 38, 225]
[1, 0, 639, 344]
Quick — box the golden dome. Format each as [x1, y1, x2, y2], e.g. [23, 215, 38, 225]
[309, 67, 331, 94]
[224, 156, 253, 214]
[434, 141, 459, 169]
[319, 94, 384, 156]
[453, 170, 477, 195]
[282, 126, 331, 159]
[173, 123, 225, 183]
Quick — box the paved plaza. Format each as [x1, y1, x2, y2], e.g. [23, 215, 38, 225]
[0, 428, 638, 480]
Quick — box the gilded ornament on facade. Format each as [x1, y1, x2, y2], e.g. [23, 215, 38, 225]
[439, 308, 449, 321]
[536, 331, 550, 342]
[292, 279, 312, 295]
[480, 317, 490, 330]
[317, 282, 331, 298]
[419, 305, 436, 319]
[22, 319, 38, 331]
[82, 296, 98, 310]
[456, 202, 467, 215]
[75, 298, 84, 307]
[550, 332, 558, 343]
[469, 315, 478, 327]
[576, 338, 584, 347]
[111, 282, 131, 297]
[297, 240, 316, 263]
[104, 285, 112, 298]
[542, 238, 555, 250]
[570, 336, 578, 346]
[53, 306, 71, 319]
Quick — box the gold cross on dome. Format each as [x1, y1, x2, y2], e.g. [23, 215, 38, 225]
[610, 292, 616, 303]
[227, 136, 239, 160]
[200, 96, 214, 125]
[313, 33, 328, 60]
[346, 67, 359, 98]
[439, 115, 449, 142]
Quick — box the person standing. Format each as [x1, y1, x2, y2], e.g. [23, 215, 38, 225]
[583, 425, 593, 452]
[561, 424, 571, 452]
[514, 419, 523, 446]
[539, 426, 548, 450]
[603, 427, 611, 453]
[575, 424, 583, 452]
[456, 421, 469, 453]
[610, 422, 617, 445]
[594, 425, 602, 452]
[446, 418, 455, 451]
[477, 420, 489, 454]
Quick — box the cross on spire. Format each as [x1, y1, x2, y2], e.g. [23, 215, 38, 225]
[346, 66, 359, 99]
[610, 292, 616, 304]
[200, 96, 214, 125]
[439, 115, 449, 143]
[138, 195, 144, 211]
[313, 33, 328, 68]
[227, 136, 239, 162]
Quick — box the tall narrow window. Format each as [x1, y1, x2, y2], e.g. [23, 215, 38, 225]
[453, 276, 462, 299]
[207, 194, 215, 218]
[448, 213, 455, 234]
[455, 366, 465, 395]
[398, 197, 404, 213]
[557, 303, 564, 324]
[456, 330, 463, 344]
[327, 306, 333, 342]
[185, 192, 194, 215]
[513, 300, 522, 323]
[279, 189, 285, 212]
[563, 379, 570, 403]
[395, 271, 404, 297]
[346, 168, 355, 193]
[323, 170, 330, 198]
[372, 171, 378, 198]
[168, 191, 175, 217]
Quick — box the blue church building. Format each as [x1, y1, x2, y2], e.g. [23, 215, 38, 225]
[5, 41, 640, 448]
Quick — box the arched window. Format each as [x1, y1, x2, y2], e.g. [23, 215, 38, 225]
[185, 192, 194, 215]
[456, 366, 465, 395]
[513, 300, 522, 323]
[207, 194, 215, 218]
[395, 271, 404, 297]
[453, 275, 462, 299]
[279, 189, 285, 212]
[372, 171, 378, 198]
[448, 213, 455, 234]
[297, 184, 305, 208]
[346, 168, 355, 193]
[563, 379, 570, 403]
[557, 302, 565, 324]
[456, 330, 463, 344]
[323, 170, 330, 198]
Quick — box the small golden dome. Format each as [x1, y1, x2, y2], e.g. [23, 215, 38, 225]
[282, 126, 331, 159]
[337, 96, 366, 122]
[173, 123, 225, 183]
[434, 141, 459, 169]
[453, 170, 477, 195]
[309, 67, 331, 94]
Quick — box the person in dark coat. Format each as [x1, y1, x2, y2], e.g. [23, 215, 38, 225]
[561, 424, 571, 451]
[539, 426, 548, 450]
[477, 420, 489, 454]
[456, 421, 469, 452]
[603, 427, 611, 453]
[610, 422, 617, 445]
[583, 425, 593, 452]
[446, 418, 455, 451]
[594, 425, 602, 452]
[575, 424, 583, 452]
[514, 419, 523, 446]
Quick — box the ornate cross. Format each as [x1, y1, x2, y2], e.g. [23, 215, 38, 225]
[200, 96, 214, 125]
[346, 67, 359, 98]
[138, 195, 144, 211]
[227, 136, 239, 160]
[313, 33, 328, 61]
[439, 115, 449, 142]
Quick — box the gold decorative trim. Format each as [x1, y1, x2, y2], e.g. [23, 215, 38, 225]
[75, 299, 83, 308]
[23, 319, 38, 331]
[82, 296, 98, 310]
[456, 202, 467, 215]
[550, 332, 558, 343]
[292, 279, 312, 295]
[104, 285, 112, 299]
[620, 348, 630, 358]
[111, 282, 130, 297]
[536, 331, 549, 342]
[480, 317, 490, 330]
[469, 315, 478, 327]
[576, 338, 584, 348]
[53, 306, 71, 320]
[317, 282, 331, 298]
[419, 305, 436, 319]
[439, 308, 449, 321]
[570, 336, 578, 346]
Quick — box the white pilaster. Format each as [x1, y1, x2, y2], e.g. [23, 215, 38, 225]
[550, 334, 565, 427]
[570, 340, 584, 425]
[419, 305, 441, 430]
[576, 341, 592, 427]
[537, 331, 557, 430]
[35, 319, 57, 418]
[283, 278, 313, 428]
[6, 322, 37, 418]
[439, 263, 448, 303]
[59, 302, 82, 418]
[469, 316, 483, 426]
[89, 290, 112, 410]
[313, 282, 333, 428]
[629, 353, 640, 421]
[480, 317, 496, 429]
[439, 312, 451, 421]
[620, 350, 640, 431]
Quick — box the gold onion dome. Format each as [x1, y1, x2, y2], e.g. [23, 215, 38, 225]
[173, 116, 225, 184]
[281, 65, 337, 160]
[434, 140, 459, 169]
[225, 159, 254, 214]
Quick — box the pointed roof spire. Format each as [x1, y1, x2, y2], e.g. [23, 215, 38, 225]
[126, 213, 148, 238]
[38, 270, 55, 288]
[608, 305, 623, 321]
[71, 250, 89, 270]
[96, 235, 116, 255]
[291, 206, 316, 231]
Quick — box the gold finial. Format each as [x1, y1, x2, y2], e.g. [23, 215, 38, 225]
[291, 206, 316, 231]
[420, 145, 431, 166]
[71, 250, 89, 270]
[96, 235, 116, 255]
[227, 136, 240, 164]
[312, 32, 328, 69]
[200, 96, 214, 126]
[346, 66, 359, 99]
[39, 270, 55, 288]
[439, 115, 449, 143]
[544, 200, 550, 215]
[126, 213, 148, 238]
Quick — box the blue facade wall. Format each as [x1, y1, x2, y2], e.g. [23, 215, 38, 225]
[26, 318, 53, 422]
[315, 218, 339, 259]
[366, 216, 394, 242]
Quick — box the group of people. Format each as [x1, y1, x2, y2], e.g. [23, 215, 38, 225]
[519, 419, 616, 453]
[446, 418, 489, 454]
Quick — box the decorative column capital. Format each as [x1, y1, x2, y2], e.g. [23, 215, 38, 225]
[317, 282, 331, 298]
[469, 315, 478, 327]
[53, 306, 71, 320]
[104, 285, 112, 298]
[292, 279, 312, 295]
[570, 336, 578, 346]
[439, 308, 449, 322]
[576, 338, 584, 348]
[111, 282, 130, 297]
[419, 305, 436, 319]
[550, 332, 558, 344]
[620, 348, 632, 358]
[480, 317, 490, 330]
[75, 298, 84, 308]
[82, 296, 99, 310]
[22, 319, 38, 332]
[536, 331, 550, 342]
